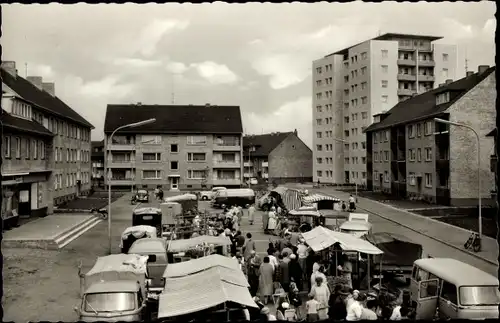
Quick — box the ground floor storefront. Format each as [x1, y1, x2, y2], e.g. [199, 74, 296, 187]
[2, 171, 53, 228]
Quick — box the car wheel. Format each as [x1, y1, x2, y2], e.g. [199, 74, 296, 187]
[202, 196, 208, 200]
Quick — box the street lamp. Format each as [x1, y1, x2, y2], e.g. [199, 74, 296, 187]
[434, 118, 482, 250]
[332, 137, 357, 199]
[106, 118, 156, 255]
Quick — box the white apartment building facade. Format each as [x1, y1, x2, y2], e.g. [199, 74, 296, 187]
[312, 33, 457, 186]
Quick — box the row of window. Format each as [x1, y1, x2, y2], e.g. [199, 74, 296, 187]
[3, 136, 46, 160]
[372, 148, 434, 163]
[315, 64, 333, 74]
[54, 172, 90, 190]
[316, 170, 367, 179]
[408, 172, 434, 187]
[32, 109, 91, 142]
[315, 104, 333, 113]
[315, 77, 334, 87]
[110, 152, 239, 163]
[139, 169, 239, 180]
[373, 130, 390, 144]
[54, 147, 90, 163]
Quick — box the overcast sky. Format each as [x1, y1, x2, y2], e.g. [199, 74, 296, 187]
[2, 2, 495, 146]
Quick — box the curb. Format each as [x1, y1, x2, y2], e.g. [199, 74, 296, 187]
[310, 188, 497, 266]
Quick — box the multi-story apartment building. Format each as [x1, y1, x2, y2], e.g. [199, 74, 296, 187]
[1, 109, 55, 222]
[242, 130, 313, 184]
[2, 61, 94, 212]
[103, 104, 243, 190]
[312, 33, 457, 187]
[364, 65, 495, 206]
[91, 140, 105, 188]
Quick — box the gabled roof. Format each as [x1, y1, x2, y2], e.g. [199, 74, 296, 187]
[243, 132, 293, 157]
[104, 104, 243, 134]
[365, 66, 496, 133]
[1, 69, 93, 129]
[1, 110, 54, 137]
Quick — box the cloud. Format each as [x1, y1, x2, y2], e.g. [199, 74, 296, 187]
[136, 19, 190, 57]
[482, 18, 496, 37]
[112, 58, 162, 68]
[244, 96, 313, 148]
[77, 75, 135, 98]
[165, 61, 189, 74]
[28, 64, 55, 79]
[191, 61, 239, 85]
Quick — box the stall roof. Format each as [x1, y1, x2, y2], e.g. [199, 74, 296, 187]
[289, 209, 321, 217]
[133, 207, 161, 215]
[163, 254, 239, 278]
[158, 267, 257, 318]
[129, 238, 167, 254]
[165, 193, 198, 202]
[86, 254, 148, 276]
[164, 266, 249, 287]
[301, 226, 383, 254]
[302, 194, 341, 204]
[167, 235, 231, 253]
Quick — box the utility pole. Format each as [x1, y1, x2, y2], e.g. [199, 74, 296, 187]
[171, 74, 175, 104]
[465, 47, 469, 74]
[25, 63, 28, 78]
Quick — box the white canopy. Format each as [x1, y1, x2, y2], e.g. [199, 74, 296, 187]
[158, 266, 257, 318]
[289, 209, 321, 217]
[302, 194, 341, 204]
[301, 226, 383, 254]
[163, 254, 239, 278]
[119, 225, 157, 248]
[165, 193, 198, 202]
[167, 235, 231, 253]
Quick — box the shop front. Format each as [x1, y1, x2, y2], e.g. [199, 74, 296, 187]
[1, 171, 52, 227]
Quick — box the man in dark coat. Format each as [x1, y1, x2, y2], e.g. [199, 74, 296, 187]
[278, 252, 291, 293]
[328, 285, 348, 320]
[288, 254, 302, 290]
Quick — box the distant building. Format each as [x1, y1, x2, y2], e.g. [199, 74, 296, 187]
[486, 128, 497, 200]
[364, 65, 495, 206]
[312, 33, 458, 186]
[2, 61, 94, 217]
[103, 103, 243, 190]
[243, 130, 313, 184]
[91, 140, 105, 188]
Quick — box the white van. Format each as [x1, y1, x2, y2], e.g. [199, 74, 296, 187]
[410, 258, 499, 319]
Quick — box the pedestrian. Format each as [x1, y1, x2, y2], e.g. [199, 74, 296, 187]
[297, 238, 309, 278]
[342, 201, 347, 212]
[310, 266, 327, 293]
[237, 206, 243, 225]
[360, 298, 378, 320]
[348, 194, 356, 211]
[236, 230, 245, 254]
[306, 294, 320, 322]
[345, 288, 363, 321]
[243, 233, 256, 261]
[248, 203, 256, 225]
[258, 257, 274, 305]
[261, 307, 276, 321]
[267, 241, 276, 256]
[309, 276, 330, 320]
[338, 254, 353, 289]
[248, 251, 262, 296]
[288, 254, 302, 291]
[158, 188, 164, 201]
[267, 207, 278, 233]
[328, 285, 348, 320]
[267, 248, 279, 271]
[262, 206, 269, 232]
[305, 251, 316, 291]
[278, 252, 291, 293]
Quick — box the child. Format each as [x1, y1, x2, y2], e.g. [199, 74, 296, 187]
[306, 294, 320, 322]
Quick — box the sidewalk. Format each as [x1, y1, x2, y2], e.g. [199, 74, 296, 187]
[288, 184, 497, 266]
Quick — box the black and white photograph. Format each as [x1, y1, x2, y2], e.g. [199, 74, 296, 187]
[0, 1, 497, 322]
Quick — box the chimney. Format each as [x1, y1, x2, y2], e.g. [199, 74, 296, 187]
[42, 82, 55, 96]
[466, 71, 474, 77]
[1, 61, 17, 77]
[294, 129, 298, 135]
[205, 103, 210, 107]
[136, 102, 142, 106]
[445, 79, 453, 84]
[478, 65, 489, 74]
[438, 83, 445, 87]
[27, 76, 43, 90]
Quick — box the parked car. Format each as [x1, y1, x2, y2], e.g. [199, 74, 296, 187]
[211, 188, 255, 208]
[247, 178, 258, 185]
[200, 187, 226, 200]
[135, 189, 149, 203]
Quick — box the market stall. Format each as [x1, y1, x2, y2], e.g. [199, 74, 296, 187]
[157, 265, 257, 321]
[301, 226, 384, 291]
[119, 225, 158, 253]
[166, 235, 232, 262]
[163, 254, 239, 278]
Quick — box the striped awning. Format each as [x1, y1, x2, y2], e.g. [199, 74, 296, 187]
[281, 188, 303, 211]
[302, 194, 341, 204]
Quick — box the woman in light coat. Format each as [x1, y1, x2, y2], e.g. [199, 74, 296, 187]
[267, 207, 277, 231]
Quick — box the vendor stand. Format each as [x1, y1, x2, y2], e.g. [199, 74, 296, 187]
[157, 263, 257, 322]
[301, 226, 384, 292]
[166, 235, 232, 263]
[120, 225, 158, 254]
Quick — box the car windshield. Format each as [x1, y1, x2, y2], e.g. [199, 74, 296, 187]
[459, 286, 500, 306]
[85, 292, 136, 312]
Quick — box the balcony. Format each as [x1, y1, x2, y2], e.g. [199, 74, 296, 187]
[491, 155, 497, 173]
[108, 160, 135, 168]
[243, 172, 252, 178]
[418, 74, 435, 82]
[397, 59, 416, 66]
[108, 178, 135, 186]
[262, 173, 269, 179]
[397, 74, 417, 81]
[108, 143, 135, 151]
[212, 178, 241, 186]
[397, 88, 417, 96]
[213, 160, 241, 168]
[214, 142, 241, 151]
[418, 60, 435, 67]
[244, 161, 253, 167]
[262, 161, 268, 167]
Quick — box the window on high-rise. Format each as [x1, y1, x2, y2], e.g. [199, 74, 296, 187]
[361, 112, 368, 119]
[361, 52, 368, 60]
[442, 68, 449, 79]
[381, 50, 388, 58]
[381, 65, 388, 73]
[316, 105, 322, 113]
[317, 171, 322, 177]
[316, 119, 322, 126]
[316, 132, 322, 139]
[316, 145, 322, 151]
[361, 82, 367, 90]
[361, 97, 368, 104]
[361, 67, 367, 75]
[381, 95, 388, 103]
[381, 80, 388, 88]
[442, 53, 449, 62]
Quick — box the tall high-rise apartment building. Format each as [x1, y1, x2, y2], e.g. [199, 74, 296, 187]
[312, 33, 457, 186]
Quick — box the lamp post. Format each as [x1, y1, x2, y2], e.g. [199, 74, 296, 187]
[434, 118, 482, 250]
[332, 137, 357, 199]
[106, 118, 156, 255]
